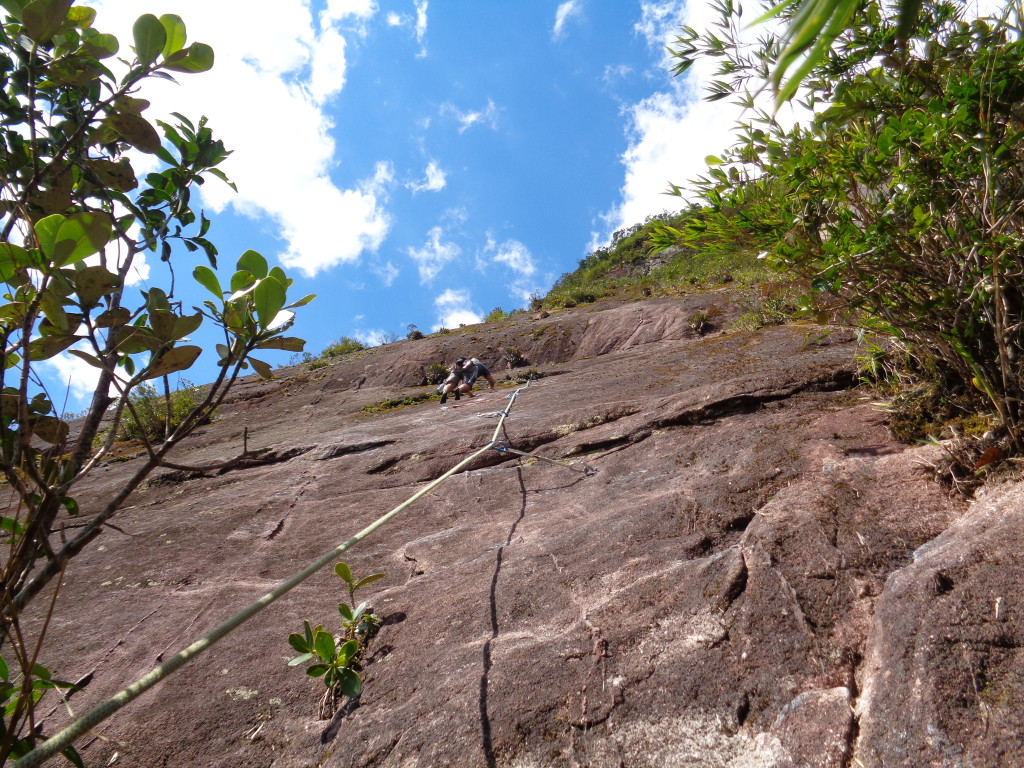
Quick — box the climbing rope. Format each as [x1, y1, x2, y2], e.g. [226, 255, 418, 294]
[16, 378, 585, 767]
[490, 441, 595, 476]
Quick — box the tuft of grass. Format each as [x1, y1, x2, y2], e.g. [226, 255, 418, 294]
[362, 392, 436, 414]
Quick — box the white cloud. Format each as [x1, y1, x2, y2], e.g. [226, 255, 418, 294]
[374, 260, 399, 286]
[385, 1, 428, 56]
[603, 0, 791, 235]
[88, 0, 393, 279]
[442, 99, 499, 133]
[482, 236, 541, 305]
[407, 161, 447, 193]
[553, 1, 582, 41]
[42, 347, 102, 404]
[414, 0, 429, 52]
[492, 239, 535, 276]
[408, 226, 461, 283]
[433, 288, 481, 330]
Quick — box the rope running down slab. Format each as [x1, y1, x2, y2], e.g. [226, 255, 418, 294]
[17, 382, 564, 767]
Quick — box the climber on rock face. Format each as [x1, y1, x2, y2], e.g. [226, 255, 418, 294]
[460, 357, 496, 392]
[438, 359, 466, 405]
[438, 357, 497, 405]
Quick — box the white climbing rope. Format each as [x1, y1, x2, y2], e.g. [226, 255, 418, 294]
[16, 379, 585, 767]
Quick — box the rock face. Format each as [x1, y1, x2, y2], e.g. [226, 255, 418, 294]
[24, 292, 1024, 767]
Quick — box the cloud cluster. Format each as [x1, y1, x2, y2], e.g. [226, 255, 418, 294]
[433, 288, 482, 330]
[442, 99, 500, 133]
[487, 236, 540, 304]
[408, 227, 462, 283]
[407, 161, 448, 193]
[553, 1, 582, 40]
[89, 0, 396, 278]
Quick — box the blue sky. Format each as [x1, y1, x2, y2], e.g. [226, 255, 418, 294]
[43, 0, 756, 406]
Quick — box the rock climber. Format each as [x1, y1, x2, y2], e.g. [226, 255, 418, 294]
[438, 359, 466, 405]
[461, 357, 497, 391]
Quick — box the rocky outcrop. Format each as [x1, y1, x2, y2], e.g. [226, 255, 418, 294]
[25, 291, 1024, 767]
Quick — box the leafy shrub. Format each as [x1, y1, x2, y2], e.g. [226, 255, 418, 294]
[406, 324, 425, 340]
[118, 381, 202, 442]
[322, 336, 366, 358]
[289, 562, 384, 716]
[504, 347, 527, 368]
[424, 363, 450, 385]
[485, 307, 509, 323]
[671, 0, 1024, 450]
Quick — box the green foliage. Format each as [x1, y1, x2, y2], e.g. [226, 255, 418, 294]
[0, 655, 82, 766]
[484, 307, 510, 323]
[362, 392, 435, 413]
[116, 379, 202, 442]
[423, 362, 449, 385]
[670, 0, 1024, 451]
[321, 337, 365, 358]
[540, 207, 778, 310]
[0, 2, 313, 760]
[289, 562, 385, 708]
[406, 324, 425, 340]
[504, 347, 527, 368]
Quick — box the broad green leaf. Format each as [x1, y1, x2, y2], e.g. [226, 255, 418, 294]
[31, 415, 69, 444]
[73, 265, 120, 307]
[173, 311, 203, 339]
[95, 307, 131, 328]
[61, 746, 84, 768]
[253, 277, 286, 330]
[67, 349, 104, 369]
[149, 309, 178, 341]
[88, 158, 136, 190]
[0, 244, 31, 283]
[161, 42, 214, 73]
[236, 249, 268, 279]
[303, 620, 314, 649]
[286, 294, 316, 309]
[354, 573, 385, 590]
[133, 13, 166, 65]
[28, 333, 79, 361]
[66, 5, 94, 27]
[0, 516, 24, 537]
[705, 155, 723, 165]
[248, 356, 273, 380]
[193, 265, 222, 298]
[80, 31, 118, 58]
[38, 291, 67, 330]
[255, 336, 304, 352]
[313, 631, 335, 661]
[287, 633, 310, 654]
[337, 668, 361, 698]
[230, 270, 255, 294]
[334, 562, 353, 584]
[158, 13, 187, 57]
[266, 309, 294, 332]
[268, 266, 290, 288]
[21, 0, 72, 43]
[338, 640, 358, 664]
[142, 345, 201, 380]
[112, 326, 161, 354]
[0, 0, 25, 19]
[305, 664, 328, 678]
[35, 213, 111, 266]
[0, 653, 7, 682]
[146, 287, 170, 311]
[107, 112, 162, 154]
[288, 652, 314, 667]
[338, 602, 354, 621]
